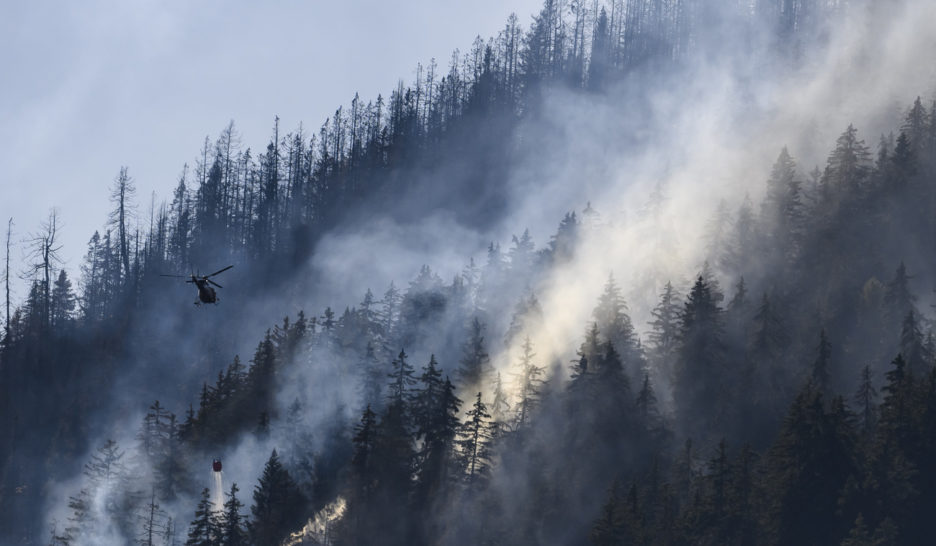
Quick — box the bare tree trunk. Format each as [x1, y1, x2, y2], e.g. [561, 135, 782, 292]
[4, 218, 11, 336]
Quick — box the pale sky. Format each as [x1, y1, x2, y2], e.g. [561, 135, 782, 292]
[0, 0, 543, 297]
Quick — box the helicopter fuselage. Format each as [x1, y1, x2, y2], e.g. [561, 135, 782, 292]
[163, 265, 231, 305]
[193, 278, 218, 304]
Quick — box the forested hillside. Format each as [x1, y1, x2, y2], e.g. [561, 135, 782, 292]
[3, 0, 936, 544]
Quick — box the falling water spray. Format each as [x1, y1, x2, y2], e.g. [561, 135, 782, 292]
[211, 459, 224, 511]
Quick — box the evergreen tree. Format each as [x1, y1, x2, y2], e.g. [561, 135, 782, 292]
[636, 372, 660, 426]
[647, 281, 680, 382]
[185, 488, 217, 546]
[412, 354, 445, 446]
[899, 311, 931, 375]
[359, 341, 385, 411]
[413, 377, 461, 518]
[249, 450, 306, 545]
[902, 96, 929, 154]
[457, 392, 494, 485]
[490, 371, 511, 428]
[884, 262, 916, 326]
[387, 349, 416, 407]
[762, 147, 804, 258]
[812, 329, 832, 392]
[218, 483, 247, 546]
[674, 276, 727, 439]
[350, 405, 378, 494]
[515, 336, 545, 428]
[826, 124, 872, 192]
[457, 318, 492, 392]
[545, 212, 579, 262]
[50, 269, 75, 329]
[369, 391, 416, 545]
[587, 7, 611, 90]
[590, 482, 625, 545]
[508, 229, 535, 274]
[504, 292, 542, 346]
[765, 384, 858, 545]
[853, 365, 878, 440]
[592, 273, 642, 379]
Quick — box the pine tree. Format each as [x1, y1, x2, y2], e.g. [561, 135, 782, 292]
[490, 371, 511, 428]
[457, 318, 492, 392]
[853, 365, 878, 440]
[504, 292, 542, 345]
[899, 311, 931, 375]
[457, 392, 494, 485]
[765, 384, 858, 545]
[412, 354, 445, 445]
[350, 405, 378, 494]
[826, 124, 872, 192]
[902, 96, 929, 154]
[50, 269, 75, 329]
[884, 262, 916, 326]
[369, 389, 416, 544]
[249, 450, 306, 545]
[762, 147, 804, 258]
[636, 372, 659, 425]
[546, 212, 579, 262]
[587, 7, 611, 90]
[647, 281, 680, 380]
[508, 229, 535, 273]
[590, 481, 624, 545]
[185, 488, 217, 546]
[217, 483, 247, 546]
[674, 276, 727, 438]
[515, 336, 545, 428]
[413, 377, 461, 516]
[387, 349, 416, 407]
[592, 273, 642, 379]
[811, 329, 832, 392]
[359, 341, 385, 411]
[62, 489, 93, 544]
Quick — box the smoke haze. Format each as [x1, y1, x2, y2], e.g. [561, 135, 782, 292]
[14, 0, 936, 543]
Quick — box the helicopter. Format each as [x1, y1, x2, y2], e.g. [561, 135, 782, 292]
[161, 265, 233, 305]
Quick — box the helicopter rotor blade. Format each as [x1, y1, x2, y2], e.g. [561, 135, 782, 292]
[207, 279, 223, 289]
[159, 274, 188, 278]
[205, 265, 233, 278]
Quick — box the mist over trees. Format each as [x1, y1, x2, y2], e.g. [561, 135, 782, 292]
[3, 0, 936, 544]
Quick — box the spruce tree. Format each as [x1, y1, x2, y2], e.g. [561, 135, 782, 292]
[249, 450, 306, 545]
[413, 377, 461, 519]
[186, 488, 217, 546]
[811, 329, 832, 393]
[515, 336, 545, 428]
[218, 483, 247, 546]
[592, 273, 642, 379]
[765, 384, 857, 545]
[674, 276, 727, 439]
[457, 318, 492, 392]
[413, 354, 445, 442]
[853, 365, 878, 440]
[457, 392, 494, 485]
[647, 281, 680, 380]
[387, 349, 416, 408]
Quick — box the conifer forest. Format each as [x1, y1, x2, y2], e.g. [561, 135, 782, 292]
[5, 0, 936, 544]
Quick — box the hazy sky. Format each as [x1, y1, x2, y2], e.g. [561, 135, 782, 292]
[0, 0, 543, 295]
